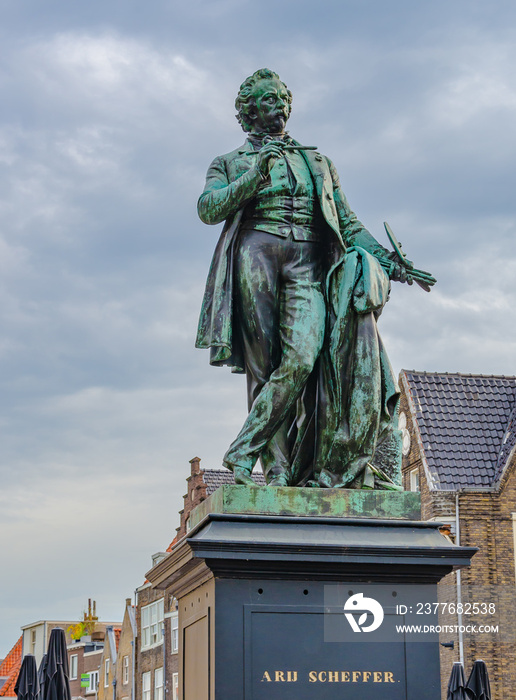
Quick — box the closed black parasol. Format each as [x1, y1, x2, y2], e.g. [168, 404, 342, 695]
[447, 662, 473, 700]
[466, 660, 491, 700]
[40, 629, 71, 700]
[37, 655, 47, 700]
[15, 655, 40, 700]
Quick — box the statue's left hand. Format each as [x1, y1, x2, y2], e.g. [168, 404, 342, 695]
[387, 258, 413, 284]
[381, 252, 436, 290]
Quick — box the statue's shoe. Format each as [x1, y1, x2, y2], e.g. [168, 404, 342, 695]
[234, 468, 258, 486]
[223, 461, 258, 486]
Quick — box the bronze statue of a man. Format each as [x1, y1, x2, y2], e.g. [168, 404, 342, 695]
[196, 68, 433, 489]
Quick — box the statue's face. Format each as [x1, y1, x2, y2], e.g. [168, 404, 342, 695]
[249, 78, 290, 133]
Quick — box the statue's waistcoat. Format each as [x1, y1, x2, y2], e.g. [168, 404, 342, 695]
[241, 149, 323, 242]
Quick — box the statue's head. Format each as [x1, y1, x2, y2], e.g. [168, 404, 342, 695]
[235, 68, 292, 134]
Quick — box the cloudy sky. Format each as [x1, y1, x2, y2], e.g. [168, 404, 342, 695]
[1, 0, 516, 655]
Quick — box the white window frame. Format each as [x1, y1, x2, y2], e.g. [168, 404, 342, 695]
[172, 673, 178, 700]
[122, 655, 129, 685]
[154, 668, 163, 700]
[171, 612, 179, 654]
[104, 659, 110, 688]
[86, 671, 99, 695]
[142, 672, 151, 700]
[31, 630, 37, 656]
[69, 654, 78, 680]
[409, 467, 420, 492]
[141, 599, 164, 649]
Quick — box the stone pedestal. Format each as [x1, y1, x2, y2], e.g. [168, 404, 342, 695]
[147, 486, 475, 700]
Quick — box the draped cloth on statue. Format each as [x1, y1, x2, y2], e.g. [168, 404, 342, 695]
[196, 208, 246, 373]
[310, 247, 401, 488]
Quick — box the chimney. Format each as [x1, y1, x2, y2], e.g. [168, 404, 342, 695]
[190, 456, 201, 475]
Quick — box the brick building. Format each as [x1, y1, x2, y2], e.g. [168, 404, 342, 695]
[114, 600, 137, 700]
[400, 370, 516, 698]
[68, 635, 105, 700]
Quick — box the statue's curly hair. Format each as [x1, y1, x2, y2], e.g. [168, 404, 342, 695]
[235, 68, 292, 132]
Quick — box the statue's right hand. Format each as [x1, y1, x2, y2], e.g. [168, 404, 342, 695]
[256, 141, 285, 177]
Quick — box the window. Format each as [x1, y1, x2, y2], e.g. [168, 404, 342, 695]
[122, 656, 129, 685]
[172, 673, 178, 700]
[70, 655, 78, 680]
[86, 671, 99, 695]
[154, 668, 163, 700]
[142, 672, 151, 700]
[171, 612, 179, 654]
[409, 468, 420, 492]
[31, 630, 37, 656]
[104, 659, 110, 688]
[141, 599, 164, 648]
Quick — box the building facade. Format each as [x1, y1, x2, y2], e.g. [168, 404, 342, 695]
[400, 370, 516, 698]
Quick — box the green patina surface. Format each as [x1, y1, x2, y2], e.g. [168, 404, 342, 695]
[188, 485, 421, 530]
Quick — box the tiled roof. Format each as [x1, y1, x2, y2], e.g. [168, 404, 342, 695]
[166, 536, 178, 552]
[0, 636, 22, 697]
[114, 628, 121, 651]
[402, 370, 516, 490]
[201, 467, 266, 494]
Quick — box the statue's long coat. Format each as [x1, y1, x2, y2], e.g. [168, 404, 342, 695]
[196, 139, 402, 487]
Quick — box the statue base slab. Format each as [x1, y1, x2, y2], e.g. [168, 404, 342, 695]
[188, 484, 421, 530]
